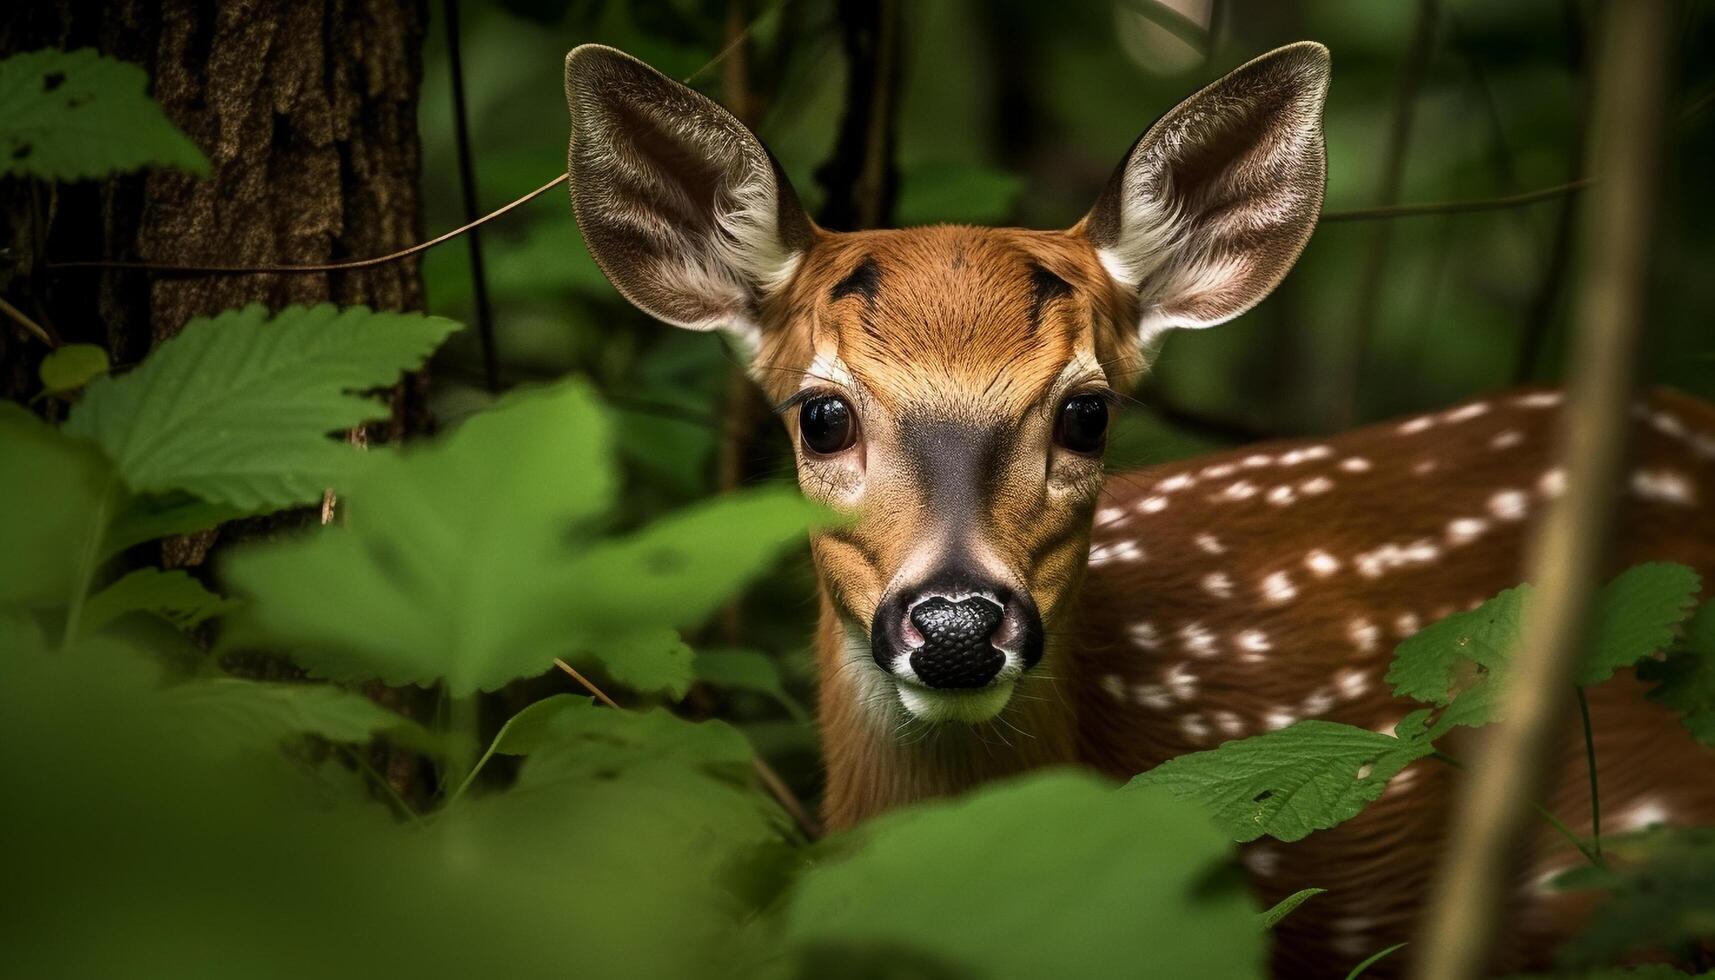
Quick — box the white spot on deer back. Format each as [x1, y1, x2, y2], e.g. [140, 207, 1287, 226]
[1095, 505, 1127, 527]
[1263, 708, 1298, 731]
[1399, 416, 1434, 435]
[1179, 713, 1211, 743]
[1490, 429, 1524, 450]
[1447, 517, 1488, 545]
[1133, 683, 1174, 710]
[1539, 468, 1566, 498]
[1218, 480, 1258, 502]
[1413, 459, 1439, 476]
[1618, 798, 1671, 830]
[1235, 629, 1272, 663]
[1129, 621, 1162, 650]
[1305, 550, 1342, 577]
[1514, 391, 1562, 409]
[1488, 489, 1530, 521]
[1394, 612, 1421, 637]
[1242, 453, 1273, 469]
[1200, 462, 1237, 480]
[1100, 673, 1127, 701]
[1266, 485, 1296, 506]
[1348, 617, 1380, 654]
[1242, 847, 1279, 877]
[1155, 474, 1194, 494]
[1179, 622, 1217, 657]
[1340, 456, 1372, 473]
[1212, 710, 1246, 738]
[1336, 668, 1370, 699]
[1200, 572, 1235, 598]
[1300, 476, 1334, 495]
[1195, 533, 1226, 555]
[1442, 401, 1490, 424]
[1138, 495, 1169, 514]
[1633, 469, 1697, 506]
[1164, 663, 1198, 701]
[1260, 570, 1298, 605]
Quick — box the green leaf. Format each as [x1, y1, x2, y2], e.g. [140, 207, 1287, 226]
[65, 304, 460, 511]
[695, 647, 808, 718]
[489, 694, 590, 756]
[1343, 942, 1408, 979]
[159, 677, 438, 759]
[37, 343, 109, 394]
[513, 700, 755, 789]
[1579, 562, 1702, 686]
[1126, 721, 1435, 843]
[1386, 585, 1527, 708]
[0, 48, 208, 180]
[554, 486, 828, 634]
[1551, 825, 1715, 967]
[578, 627, 694, 700]
[1641, 602, 1715, 746]
[223, 380, 617, 695]
[786, 772, 1264, 978]
[0, 402, 117, 607]
[80, 567, 230, 636]
[1259, 887, 1325, 930]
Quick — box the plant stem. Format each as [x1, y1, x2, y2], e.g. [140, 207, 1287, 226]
[1576, 685, 1602, 860]
[59, 485, 113, 652]
[1344, 942, 1408, 980]
[1430, 751, 1602, 867]
[0, 294, 55, 346]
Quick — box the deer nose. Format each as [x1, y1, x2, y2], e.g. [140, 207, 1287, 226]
[904, 595, 1006, 689]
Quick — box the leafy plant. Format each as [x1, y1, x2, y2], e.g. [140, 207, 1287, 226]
[1130, 564, 1705, 852]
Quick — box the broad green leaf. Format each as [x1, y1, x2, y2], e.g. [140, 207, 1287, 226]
[1640, 601, 1715, 746]
[65, 304, 460, 511]
[223, 380, 617, 695]
[0, 48, 208, 179]
[101, 492, 244, 558]
[37, 343, 108, 394]
[514, 699, 755, 789]
[1579, 563, 1702, 685]
[1551, 825, 1715, 967]
[554, 486, 827, 634]
[1126, 721, 1435, 843]
[0, 402, 118, 607]
[579, 626, 693, 700]
[159, 677, 438, 758]
[1259, 887, 1325, 930]
[695, 647, 808, 718]
[787, 772, 1264, 978]
[1386, 585, 1527, 707]
[80, 568, 230, 637]
[489, 693, 589, 755]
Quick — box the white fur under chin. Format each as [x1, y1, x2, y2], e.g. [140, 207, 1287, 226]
[894, 679, 1017, 724]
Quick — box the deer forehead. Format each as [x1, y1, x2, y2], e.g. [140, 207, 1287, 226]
[759, 226, 1137, 411]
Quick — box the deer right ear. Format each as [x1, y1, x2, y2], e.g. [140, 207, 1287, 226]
[1081, 42, 1331, 344]
[565, 45, 814, 355]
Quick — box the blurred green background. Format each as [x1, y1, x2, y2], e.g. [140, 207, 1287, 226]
[411, 0, 1715, 798]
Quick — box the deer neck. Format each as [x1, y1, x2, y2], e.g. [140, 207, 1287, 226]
[814, 593, 1081, 831]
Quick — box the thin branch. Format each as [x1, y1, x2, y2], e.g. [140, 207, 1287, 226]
[0, 294, 54, 346]
[1415, 2, 1671, 974]
[442, 0, 499, 393]
[45, 173, 569, 276]
[553, 657, 821, 839]
[1320, 178, 1593, 223]
[816, 0, 904, 230]
[1576, 684, 1602, 860]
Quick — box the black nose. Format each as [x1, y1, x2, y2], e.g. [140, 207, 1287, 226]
[906, 596, 1005, 689]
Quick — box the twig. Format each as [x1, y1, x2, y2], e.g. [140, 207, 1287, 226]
[554, 657, 621, 710]
[0, 294, 55, 346]
[1337, 0, 1439, 429]
[46, 173, 569, 276]
[1320, 179, 1593, 223]
[442, 0, 499, 393]
[1576, 685, 1602, 860]
[816, 0, 903, 230]
[1414, 2, 1671, 975]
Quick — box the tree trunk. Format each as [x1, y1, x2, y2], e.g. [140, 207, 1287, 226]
[2, 0, 429, 429]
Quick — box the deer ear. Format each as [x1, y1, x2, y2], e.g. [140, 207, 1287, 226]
[1082, 42, 1330, 343]
[565, 44, 814, 354]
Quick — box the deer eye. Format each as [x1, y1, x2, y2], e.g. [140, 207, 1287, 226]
[799, 395, 858, 455]
[1055, 393, 1109, 455]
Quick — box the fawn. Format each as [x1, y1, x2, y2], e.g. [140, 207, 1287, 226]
[564, 41, 1715, 974]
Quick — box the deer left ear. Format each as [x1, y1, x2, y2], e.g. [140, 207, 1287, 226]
[1081, 42, 1330, 343]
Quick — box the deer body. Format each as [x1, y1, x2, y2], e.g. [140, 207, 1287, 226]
[563, 41, 1715, 975]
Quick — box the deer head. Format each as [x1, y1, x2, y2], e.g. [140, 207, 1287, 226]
[565, 42, 1330, 727]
